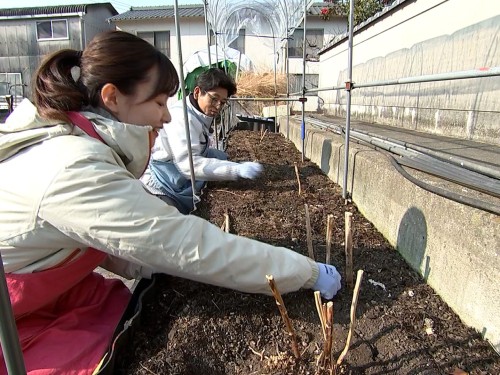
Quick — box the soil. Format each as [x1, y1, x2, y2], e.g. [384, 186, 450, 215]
[124, 130, 499, 375]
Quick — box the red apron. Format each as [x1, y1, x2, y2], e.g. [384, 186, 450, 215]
[1, 112, 133, 374]
[1, 248, 131, 375]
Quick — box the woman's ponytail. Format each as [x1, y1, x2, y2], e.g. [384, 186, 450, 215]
[33, 49, 87, 122]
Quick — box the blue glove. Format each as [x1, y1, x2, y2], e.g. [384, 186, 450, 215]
[237, 162, 263, 179]
[312, 263, 342, 299]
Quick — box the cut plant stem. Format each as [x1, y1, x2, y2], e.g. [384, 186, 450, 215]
[305, 204, 315, 260]
[294, 162, 302, 195]
[325, 214, 334, 264]
[266, 275, 301, 358]
[322, 302, 334, 369]
[260, 128, 268, 142]
[345, 211, 353, 289]
[224, 210, 230, 233]
[314, 291, 326, 339]
[336, 269, 364, 366]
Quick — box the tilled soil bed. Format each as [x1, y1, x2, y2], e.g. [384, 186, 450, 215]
[125, 130, 499, 375]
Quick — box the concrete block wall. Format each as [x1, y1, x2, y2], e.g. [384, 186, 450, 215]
[278, 115, 500, 353]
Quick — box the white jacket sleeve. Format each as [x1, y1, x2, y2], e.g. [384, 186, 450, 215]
[39, 147, 318, 295]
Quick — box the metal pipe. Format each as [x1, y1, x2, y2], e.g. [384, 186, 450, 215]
[230, 97, 302, 102]
[342, 0, 355, 200]
[173, 0, 198, 209]
[215, 31, 219, 68]
[273, 34, 277, 133]
[304, 67, 500, 94]
[0, 252, 27, 374]
[203, 0, 212, 67]
[285, 25, 290, 139]
[300, 0, 307, 162]
[235, 50, 242, 82]
[79, 12, 85, 50]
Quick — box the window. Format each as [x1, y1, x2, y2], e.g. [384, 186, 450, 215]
[289, 74, 319, 96]
[229, 29, 245, 54]
[36, 20, 68, 40]
[137, 31, 171, 58]
[288, 29, 324, 61]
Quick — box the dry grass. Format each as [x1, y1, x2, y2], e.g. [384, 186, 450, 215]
[234, 71, 287, 116]
[236, 71, 287, 98]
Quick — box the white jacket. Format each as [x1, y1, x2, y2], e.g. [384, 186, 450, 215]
[0, 99, 318, 295]
[149, 96, 242, 180]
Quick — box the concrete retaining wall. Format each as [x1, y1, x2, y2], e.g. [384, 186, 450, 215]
[278, 115, 500, 353]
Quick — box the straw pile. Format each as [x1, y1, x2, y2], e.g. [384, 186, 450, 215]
[236, 71, 287, 98]
[234, 71, 287, 116]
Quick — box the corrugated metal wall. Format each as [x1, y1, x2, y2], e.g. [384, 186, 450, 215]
[0, 17, 82, 100]
[0, 5, 116, 103]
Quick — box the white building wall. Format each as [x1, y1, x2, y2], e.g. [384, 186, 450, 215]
[115, 17, 209, 77]
[115, 13, 347, 84]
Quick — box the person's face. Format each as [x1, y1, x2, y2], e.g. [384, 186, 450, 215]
[101, 65, 171, 142]
[194, 86, 229, 117]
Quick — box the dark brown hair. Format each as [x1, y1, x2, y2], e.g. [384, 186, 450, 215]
[33, 30, 179, 122]
[195, 68, 237, 97]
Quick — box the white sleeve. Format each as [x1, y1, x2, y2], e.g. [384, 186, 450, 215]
[39, 149, 318, 295]
[162, 107, 243, 181]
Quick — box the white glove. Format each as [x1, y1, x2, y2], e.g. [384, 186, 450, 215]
[237, 162, 263, 179]
[312, 263, 342, 299]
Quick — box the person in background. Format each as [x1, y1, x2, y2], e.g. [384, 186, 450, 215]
[141, 68, 263, 214]
[0, 30, 341, 375]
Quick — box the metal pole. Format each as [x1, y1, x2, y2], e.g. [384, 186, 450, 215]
[203, 0, 212, 67]
[0, 252, 27, 374]
[230, 97, 301, 102]
[300, 0, 307, 162]
[215, 33, 219, 69]
[342, 0, 355, 200]
[304, 66, 500, 94]
[286, 27, 290, 139]
[174, 0, 199, 209]
[273, 32, 277, 133]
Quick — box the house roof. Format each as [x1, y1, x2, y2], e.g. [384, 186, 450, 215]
[108, 4, 205, 22]
[0, 3, 118, 18]
[108, 2, 337, 22]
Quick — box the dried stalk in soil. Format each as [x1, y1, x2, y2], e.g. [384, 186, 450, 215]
[294, 162, 302, 195]
[305, 204, 315, 260]
[321, 302, 334, 369]
[266, 275, 301, 358]
[314, 291, 327, 339]
[325, 214, 334, 264]
[260, 129, 268, 143]
[336, 269, 364, 366]
[224, 210, 230, 233]
[345, 212, 353, 289]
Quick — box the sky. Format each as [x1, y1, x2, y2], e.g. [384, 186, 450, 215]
[0, 0, 198, 14]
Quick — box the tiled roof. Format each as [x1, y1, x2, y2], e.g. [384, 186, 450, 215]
[108, 4, 205, 21]
[109, 2, 342, 22]
[0, 3, 117, 17]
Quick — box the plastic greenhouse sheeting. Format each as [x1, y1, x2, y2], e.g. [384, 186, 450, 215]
[178, 46, 254, 98]
[206, 0, 314, 53]
[183, 45, 254, 76]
